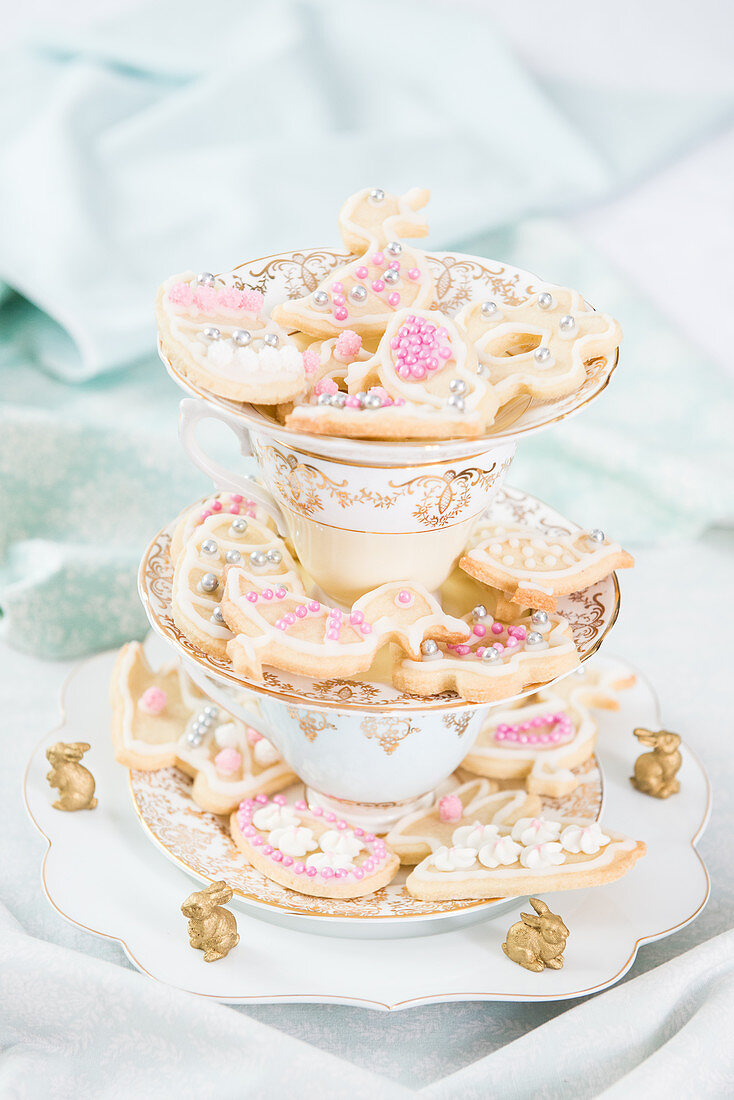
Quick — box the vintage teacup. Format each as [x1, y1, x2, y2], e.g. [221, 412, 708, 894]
[179, 398, 515, 603]
[184, 657, 489, 832]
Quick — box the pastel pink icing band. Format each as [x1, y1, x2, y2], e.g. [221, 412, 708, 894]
[494, 712, 574, 746]
[168, 281, 264, 314]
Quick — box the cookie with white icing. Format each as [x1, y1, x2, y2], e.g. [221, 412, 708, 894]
[459, 660, 634, 797]
[171, 511, 303, 659]
[286, 308, 499, 440]
[230, 794, 400, 899]
[391, 605, 579, 703]
[156, 271, 306, 404]
[169, 492, 276, 565]
[110, 643, 295, 813]
[222, 577, 471, 681]
[406, 814, 646, 900]
[457, 284, 621, 403]
[386, 780, 542, 865]
[460, 521, 633, 613]
[272, 187, 435, 339]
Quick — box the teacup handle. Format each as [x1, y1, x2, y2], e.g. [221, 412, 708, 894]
[179, 398, 287, 534]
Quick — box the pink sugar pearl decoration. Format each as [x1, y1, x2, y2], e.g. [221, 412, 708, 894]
[438, 795, 463, 824]
[333, 307, 349, 322]
[355, 266, 369, 279]
[392, 314, 453, 381]
[372, 279, 385, 293]
[214, 748, 242, 775]
[138, 686, 167, 715]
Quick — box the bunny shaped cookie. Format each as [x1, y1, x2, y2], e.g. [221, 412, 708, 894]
[502, 897, 569, 972]
[181, 881, 240, 962]
[46, 742, 97, 811]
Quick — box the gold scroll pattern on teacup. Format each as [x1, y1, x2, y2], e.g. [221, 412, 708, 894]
[259, 445, 505, 529]
[441, 712, 473, 737]
[285, 706, 337, 742]
[360, 716, 417, 755]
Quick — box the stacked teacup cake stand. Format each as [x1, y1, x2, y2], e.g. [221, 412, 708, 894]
[132, 246, 634, 938]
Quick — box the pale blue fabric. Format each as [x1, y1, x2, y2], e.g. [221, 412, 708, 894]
[1, 0, 733, 658]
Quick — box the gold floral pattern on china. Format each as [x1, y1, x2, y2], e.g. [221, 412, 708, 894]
[441, 712, 473, 737]
[360, 716, 416, 755]
[258, 443, 501, 528]
[285, 706, 336, 742]
[128, 762, 603, 921]
[138, 488, 619, 709]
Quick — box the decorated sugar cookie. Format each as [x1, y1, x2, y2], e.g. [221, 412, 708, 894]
[222, 576, 471, 681]
[230, 795, 400, 899]
[385, 780, 542, 865]
[169, 492, 275, 564]
[459, 661, 635, 797]
[457, 284, 621, 402]
[460, 520, 633, 612]
[110, 643, 295, 814]
[157, 272, 307, 403]
[392, 605, 579, 703]
[286, 308, 499, 440]
[406, 813, 646, 900]
[272, 187, 435, 339]
[171, 511, 303, 659]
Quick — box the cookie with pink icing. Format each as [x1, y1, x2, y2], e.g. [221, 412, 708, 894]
[286, 308, 500, 440]
[391, 604, 579, 703]
[156, 271, 307, 403]
[406, 812, 646, 901]
[272, 187, 434, 339]
[230, 794, 400, 899]
[222, 575, 471, 681]
[385, 779, 542, 865]
[110, 643, 295, 814]
[457, 284, 621, 403]
[459, 659, 635, 797]
[171, 508, 303, 659]
[460, 519, 633, 613]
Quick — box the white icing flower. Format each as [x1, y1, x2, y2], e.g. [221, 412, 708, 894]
[305, 850, 355, 872]
[519, 842, 566, 870]
[206, 340, 235, 369]
[452, 822, 500, 850]
[268, 824, 318, 857]
[511, 817, 562, 846]
[318, 829, 364, 859]
[251, 803, 299, 831]
[433, 846, 477, 872]
[477, 835, 522, 868]
[253, 738, 280, 767]
[214, 722, 241, 749]
[560, 823, 610, 855]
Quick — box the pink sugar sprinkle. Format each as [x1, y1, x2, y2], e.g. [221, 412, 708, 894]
[217, 287, 242, 310]
[321, 868, 334, 879]
[372, 279, 385, 293]
[271, 850, 283, 862]
[167, 282, 194, 307]
[306, 866, 317, 877]
[295, 800, 308, 811]
[247, 727, 262, 745]
[314, 377, 338, 396]
[372, 252, 384, 266]
[239, 289, 265, 313]
[294, 862, 305, 874]
[282, 856, 293, 867]
[491, 622, 504, 635]
[355, 266, 369, 279]
[211, 501, 222, 512]
[255, 793, 268, 803]
[193, 286, 218, 311]
[335, 329, 363, 359]
[308, 600, 321, 612]
[361, 623, 372, 634]
[325, 812, 336, 822]
[262, 845, 273, 855]
[455, 644, 472, 656]
[139, 686, 167, 715]
[473, 624, 486, 637]
[388, 292, 400, 307]
[313, 807, 323, 816]
[333, 306, 349, 322]
[354, 827, 364, 836]
[303, 348, 321, 375]
[273, 795, 286, 805]
[252, 836, 263, 846]
[353, 868, 364, 880]
[345, 395, 361, 408]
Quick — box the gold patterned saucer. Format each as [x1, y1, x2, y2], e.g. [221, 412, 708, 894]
[160, 247, 618, 464]
[129, 758, 602, 934]
[138, 486, 620, 711]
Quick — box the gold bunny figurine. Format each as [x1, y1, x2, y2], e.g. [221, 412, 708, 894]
[502, 897, 569, 972]
[631, 727, 682, 799]
[46, 742, 97, 811]
[181, 881, 240, 962]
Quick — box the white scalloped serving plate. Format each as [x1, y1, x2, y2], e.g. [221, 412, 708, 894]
[24, 647, 710, 1007]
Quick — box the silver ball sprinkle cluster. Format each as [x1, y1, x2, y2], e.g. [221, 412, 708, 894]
[525, 631, 544, 646]
[186, 704, 219, 746]
[232, 329, 252, 346]
[559, 314, 575, 333]
[472, 604, 488, 620]
[370, 188, 385, 203]
[538, 291, 553, 309]
[196, 272, 215, 287]
[421, 639, 439, 658]
[480, 301, 499, 318]
[589, 528, 606, 543]
[201, 538, 219, 556]
[534, 346, 552, 365]
[199, 572, 219, 594]
[386, 241, 402, 256]
[230, 517, 248, 534]
[203, 326, 221, 341]
[481, 647, 500, 662]
[225, 549, 242, 564]
[210, 605, 225, 625]
[531, 610, 548, 626]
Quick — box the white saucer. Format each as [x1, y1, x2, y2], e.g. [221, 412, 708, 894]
[24, 649, 710, 1008]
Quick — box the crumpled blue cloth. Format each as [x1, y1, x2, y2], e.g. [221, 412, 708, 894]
[1, 0, 733, 656]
